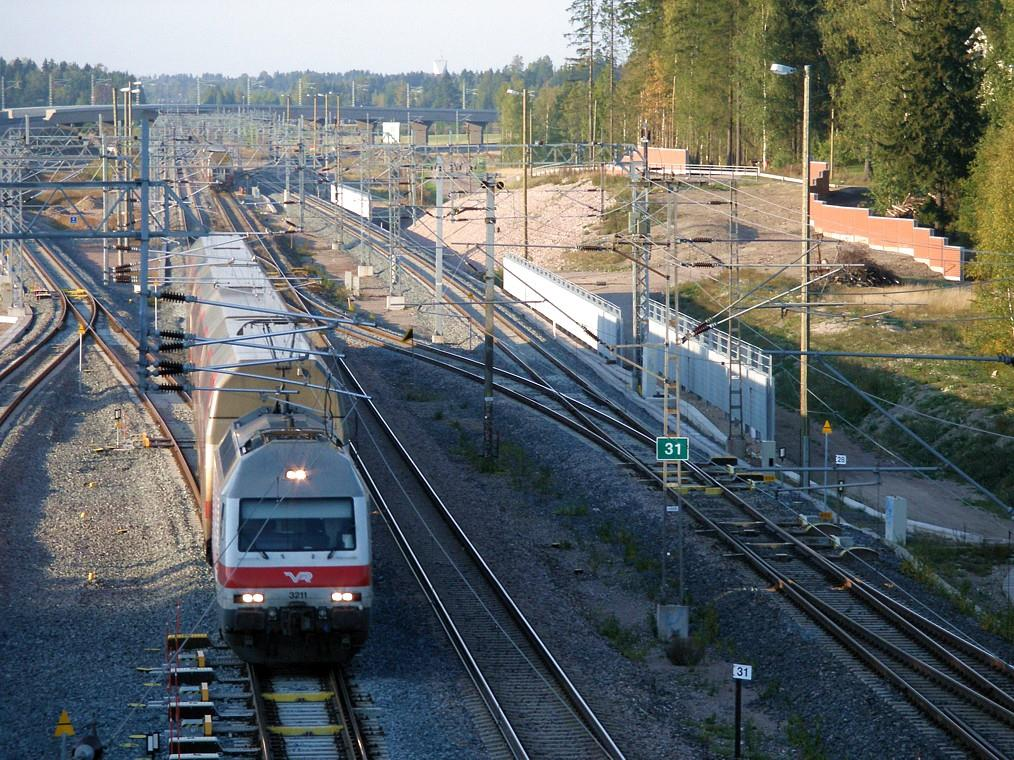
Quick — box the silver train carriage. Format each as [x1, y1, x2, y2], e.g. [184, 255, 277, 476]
[187, 234, 370, 662]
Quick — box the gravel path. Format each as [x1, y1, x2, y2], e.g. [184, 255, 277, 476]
[0, 343, 212, 759]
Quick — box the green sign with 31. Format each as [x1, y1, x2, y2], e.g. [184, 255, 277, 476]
[656, 436, 689, 461]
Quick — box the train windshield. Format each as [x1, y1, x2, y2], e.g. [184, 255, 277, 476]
[238, 498, 356, 553]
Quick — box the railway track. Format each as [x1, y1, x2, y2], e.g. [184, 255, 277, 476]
[240, 180, 1014, 758]
[29, 204, 373, 760]
[215, 190, 624, 758]
[153, 638, 376, 760]
[26, 239, 201, 503]
[0, 250, 78, 431]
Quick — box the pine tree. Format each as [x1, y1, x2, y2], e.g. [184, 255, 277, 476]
[967, 110, 1014, 350]
[567, 0, 598, 143]
[872, 0, 984, 222]
[599, 0, 624, 143]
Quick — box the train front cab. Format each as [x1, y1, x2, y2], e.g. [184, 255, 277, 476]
[211, 412, 371, 663]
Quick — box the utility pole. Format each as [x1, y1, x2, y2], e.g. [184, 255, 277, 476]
[482, 173, 498, 460]
[800, 64, 812, 481]
[522, 88, 529, 261]
[298, 119, 305, 234]
[387, 158, 398, 295]
[335, 95, 343, 246]
[631, 125, 651, 394]
[100, 116, 108, 284]
[434, 157, 445, 342]
[663, 187, 687, 604]
[137, 116, 151, 383]
[727, 178, 745, 456]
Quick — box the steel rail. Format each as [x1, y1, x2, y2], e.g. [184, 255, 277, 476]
[32, 239, 200, 505]
[0, 251, 88, 430]
[219, 190, 624, 759]
[0, 263, 67, 384]
[249, 664, 366, 760]
[288, 184, 1014, 758]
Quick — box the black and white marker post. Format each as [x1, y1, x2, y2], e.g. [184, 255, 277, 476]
[732, 663, 753, 758]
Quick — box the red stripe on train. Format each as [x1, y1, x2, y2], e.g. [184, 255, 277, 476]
[217, 564, 371, 588]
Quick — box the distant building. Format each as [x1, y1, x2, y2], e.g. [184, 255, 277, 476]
[432, 58, 448, 76]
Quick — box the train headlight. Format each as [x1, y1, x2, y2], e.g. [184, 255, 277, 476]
[285, 468, 307, 481]
[331, 591, 360, 603]
[234, 592, 265, 604]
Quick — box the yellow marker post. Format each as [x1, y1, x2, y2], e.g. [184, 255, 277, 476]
[54, 708, 75, 758]
[78, 323, 85, 389]
[54, 710, 75, 737]
[821, 420, 832, 509]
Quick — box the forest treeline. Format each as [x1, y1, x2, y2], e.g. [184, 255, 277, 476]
[3, 0, 1013, 347]
[0, 58, 139, 110]
[559, 0, 1014, 349]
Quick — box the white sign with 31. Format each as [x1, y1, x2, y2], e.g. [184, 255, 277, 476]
[732, 663, 753, 681]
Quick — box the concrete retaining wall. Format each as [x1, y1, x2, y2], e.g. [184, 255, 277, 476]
[502, 255, 622, 356]
[330, 183, 371, 219]
[808, 161, 964, 281]
[643, 299, 775, 440]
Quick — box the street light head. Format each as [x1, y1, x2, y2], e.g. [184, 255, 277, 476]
[506, 88, 519, 95]
[770, 63, 798, 76]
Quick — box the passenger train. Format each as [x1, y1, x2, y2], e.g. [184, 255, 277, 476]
[186, 234, 370, 663]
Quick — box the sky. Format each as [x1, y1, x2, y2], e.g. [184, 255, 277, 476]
[1, 0, 573, 76]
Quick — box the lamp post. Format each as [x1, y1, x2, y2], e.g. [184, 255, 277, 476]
[351, 79, 370, 108]
[0, 76, 20, 111]
[770, 61, 812, 479]
[507, 88, 534, 261]
[313, 92, 325, 159]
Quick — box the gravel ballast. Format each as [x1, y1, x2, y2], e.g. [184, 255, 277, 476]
[0, 344, 212, 758]
[342, 341, 956, 758]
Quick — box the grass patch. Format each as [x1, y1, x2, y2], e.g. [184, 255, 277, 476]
[899, 548, 1014, 644]
[597, 613, 648, 660]
[554, 503, 589, 517]
[907, 535, 1012, 578]
[404, 386, 441, 402]
[451, 433, 554, 489]
[785, 715, 828, 760]
[673, 276, 1014, 504]
[695, 715, 768, 758]
[559, 247, 628, 271]
[596, 520, 658, 572]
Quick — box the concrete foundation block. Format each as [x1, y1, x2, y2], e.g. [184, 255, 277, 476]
[885, 495, 908, 545]
[656, 603, 689, 641]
